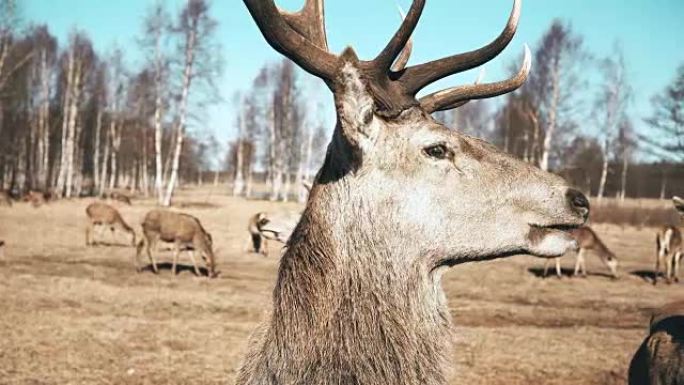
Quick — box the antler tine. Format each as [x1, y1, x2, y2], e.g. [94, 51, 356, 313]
[282, 0, 329, 51]
[402, 0, 521, 94]
[244, 0, 337, 81]
[373, 0, 425, 72]
[420, 45, 531, 113]
[390, 5, 413, 72]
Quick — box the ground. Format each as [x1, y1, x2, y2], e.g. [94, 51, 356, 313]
[0, 187, 681, 385]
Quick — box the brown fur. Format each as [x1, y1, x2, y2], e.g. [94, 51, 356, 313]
[136, 209, 218, 278]
[654, 199, 684, 285]
[655, 226, 682, 285]
[0, 191, 12, 207]
[85, 202, 136, 247]
[628, 300, 684, 385]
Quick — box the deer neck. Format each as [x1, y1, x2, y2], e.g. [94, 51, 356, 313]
[267, 173, 453, 385]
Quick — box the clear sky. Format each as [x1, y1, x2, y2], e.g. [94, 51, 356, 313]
[22, 0, 684, 151]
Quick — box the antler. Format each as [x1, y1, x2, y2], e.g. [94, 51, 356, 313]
[419, 45, 531, 112]
[243, 0, 336, 80]
[390, 5, 413, 73]
[244, 0, 529, 115]
[402, 0, 522, 94]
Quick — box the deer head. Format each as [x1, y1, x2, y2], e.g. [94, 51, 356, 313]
[674, 196, 684, 216]
[240, 1, 590, 383]
[244, 0, 588, 268]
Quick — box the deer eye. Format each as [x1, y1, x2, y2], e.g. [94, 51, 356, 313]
[423, 144, 451, 160]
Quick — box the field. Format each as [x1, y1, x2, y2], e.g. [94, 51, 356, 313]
[0, 187, 682, 385]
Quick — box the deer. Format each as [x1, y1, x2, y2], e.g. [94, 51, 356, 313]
[136, 209, 218, 278]
[236, 1, 589, 384]
[654, 196, 684, 285]
[103, 190, 132, 205]
[23, 190, 47, 207]
[628, 299, 684, 385]
[247, 212, 271, 256]
[85, 202, 136, 247]
[247, 211, 301, 256]
[542, 226, 619, 279]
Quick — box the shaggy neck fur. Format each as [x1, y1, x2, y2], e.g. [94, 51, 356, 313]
[236, 139, 453, 385]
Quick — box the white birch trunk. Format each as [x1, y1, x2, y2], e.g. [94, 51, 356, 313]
[163, 20, 197, 207]
[64, 58, 82, 198]
[93, 104, 102, 192]
[597, 142, 609, 202]
[619, 153, 628, 201]
[55, 45, 75, 197]
[540, 66, 560, 172]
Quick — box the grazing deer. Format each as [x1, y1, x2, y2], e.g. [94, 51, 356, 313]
[247, 212, 271, 256]
[0, 191, 12, 207]
[247, 211, 301, 256]
[628, 299, 684, 385]
[236, 1, 589, 384]
[23, 190, 47, 207]
[103, 190, 132, 205]
[654, 196, 684, 285]
[85, 202, 136, 247]
[543, 226, 619, 279]
[136, 209, 218, 278]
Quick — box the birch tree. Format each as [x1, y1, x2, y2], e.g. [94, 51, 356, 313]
[593, 44, 631, 201]
[531, 20, 586, 171]
[140, 2, 171, 203]
[163, 0, 220, 206]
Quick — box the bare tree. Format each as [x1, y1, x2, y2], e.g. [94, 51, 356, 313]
[162, 0, 220, 206]
[532, 20, 586, 171]
[593, 44, 631, 201]
[643, 63, 684, 162]
[140, 2, 171, 204]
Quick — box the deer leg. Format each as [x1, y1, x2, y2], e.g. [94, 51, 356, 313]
[146, 235, 159, 274]
[555, 257, 562, 279]
[172, 242, 181, 276]
[673, 251, 681, 283]
[654, 254, 661, 285]
[573, 251, 582, 277]
[543, 259, 550, 277]
[579, 249, 588, 277]
[263, 237, 269, 257]
[188, 250, 201, 277]
[85, 222, 93, 246]
[665, 254, 673, 285]
[134, 238, 144, 273]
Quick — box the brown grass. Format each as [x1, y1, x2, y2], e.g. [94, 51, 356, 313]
[589, 197, 681, 228]
[0, 190, 682, 385]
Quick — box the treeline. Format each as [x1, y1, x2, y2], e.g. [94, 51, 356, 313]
[0, 0, 222, 205]
[433, 20, 684, 199]
[227, 60, 329, 203]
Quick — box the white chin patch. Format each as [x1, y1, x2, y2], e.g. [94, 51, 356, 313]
[531, 232, 577, 257]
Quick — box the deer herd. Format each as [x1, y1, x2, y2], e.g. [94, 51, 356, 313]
[0, 0, 681, 384]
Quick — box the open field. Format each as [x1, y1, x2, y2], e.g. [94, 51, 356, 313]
[0, 187, 682, 385]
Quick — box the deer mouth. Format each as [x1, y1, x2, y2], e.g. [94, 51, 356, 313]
[527, 222, 582, 257]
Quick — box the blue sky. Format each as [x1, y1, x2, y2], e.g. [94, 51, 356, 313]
[22, 0, 684, 151]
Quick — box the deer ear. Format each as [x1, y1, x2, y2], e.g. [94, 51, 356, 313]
[335, 50, 380, 153]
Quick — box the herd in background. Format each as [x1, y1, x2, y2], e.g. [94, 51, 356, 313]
[0, 190, 683, 285]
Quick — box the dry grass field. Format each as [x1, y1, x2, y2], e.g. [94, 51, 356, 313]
[0, 187, 682, 385]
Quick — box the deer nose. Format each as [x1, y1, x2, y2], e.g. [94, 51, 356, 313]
[566, 189, 589, 219]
